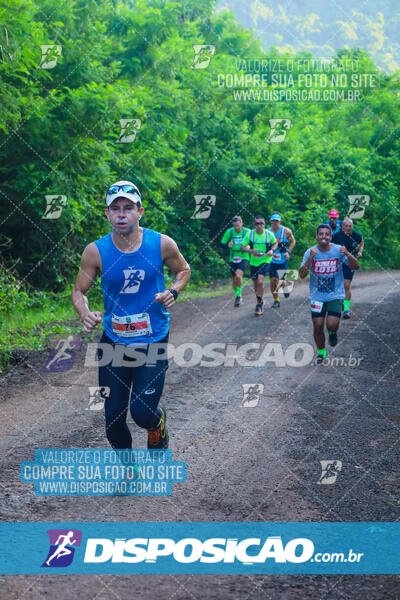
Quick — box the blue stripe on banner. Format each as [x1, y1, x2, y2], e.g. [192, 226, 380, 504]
[0, 522, 399, 574]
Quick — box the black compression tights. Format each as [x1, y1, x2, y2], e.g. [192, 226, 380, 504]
[98, 331, 169, 449]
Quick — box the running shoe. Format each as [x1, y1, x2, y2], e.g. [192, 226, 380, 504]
[283, 290, 291, 298]
[234, 296, 243, 307]
[254, 300, 264, 316]
[328, 331, 338, 347]
[272, 299, 280, 308]
[316, 355, 325, 365]
[343, 310, 350, 319]
[147, 407, 169, 449]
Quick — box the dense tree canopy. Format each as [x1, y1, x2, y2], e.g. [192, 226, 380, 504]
[0, 0, 399, 301]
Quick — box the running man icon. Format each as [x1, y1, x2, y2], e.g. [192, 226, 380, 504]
[87, 386, 110, 410]
[191, 195, 216, 219]
[42, 195, 67, 219]
[42, 334, 82, 372]
[42, 529, 82, 568]
[46, 532, 76, 566]
[317, 460, 342, 485]
[45, 337, 75, 370]
[120, 267, 145, 294]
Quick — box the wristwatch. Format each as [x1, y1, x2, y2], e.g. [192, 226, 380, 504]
[168, 288, 178, 300]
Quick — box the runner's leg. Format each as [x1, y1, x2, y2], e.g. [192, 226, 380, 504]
[233, 268, 244, 295]
[276, 278, 285, 293]
[343, 279, 351, 315]
[326, 313, 340, 347]
[252, 278, 258, 296]
[344, 279, 351, 302]
[234, 268, 244, 288]
[270, 276, 279, 299]
[98, 333, 133, 449]
[269, 262, 287, 306]
[312, 316, 326, 350]
[129, 341, 169, 430]
[342, 266, 353, 315]
[326, 314, 340, 334]
[229, 263, 236, 293]
[255, 274, 264, 300]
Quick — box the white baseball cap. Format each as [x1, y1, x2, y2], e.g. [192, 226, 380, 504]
[105, 180, 142, 207]
[270, 212, 282, 221]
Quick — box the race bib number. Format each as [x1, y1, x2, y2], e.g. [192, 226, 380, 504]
[111, 313, 152, 338]
[232, 256, 242, 263]
[311, 300, 324, 313]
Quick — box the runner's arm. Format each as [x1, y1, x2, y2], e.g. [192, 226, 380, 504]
[299, 248, 316, 278]
[285, 227, 296, 253]
[220, 229, 233, 248]
[240, 231, 254, 254]
[268, 231, 278, 256]
[341, 247, 359, 270]
[71, 243, 103, 331]
[357, 236, 364, 257]
[241, 243, 256, 254]
[158, 235, 191, 307]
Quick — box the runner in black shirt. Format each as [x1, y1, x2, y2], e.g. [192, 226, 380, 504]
[332, 217, 364, 319]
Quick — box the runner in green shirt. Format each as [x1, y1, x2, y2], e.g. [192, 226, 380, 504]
[241, 215, 278, 315]
[220, 216, 250, 307]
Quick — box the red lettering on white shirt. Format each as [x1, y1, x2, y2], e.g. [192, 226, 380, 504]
[312, 258, 338, 274]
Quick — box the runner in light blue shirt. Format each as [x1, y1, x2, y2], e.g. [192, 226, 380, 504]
[299, 223, 359, 364]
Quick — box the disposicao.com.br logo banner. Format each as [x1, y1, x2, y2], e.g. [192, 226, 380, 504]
[0, 522, 398, 574]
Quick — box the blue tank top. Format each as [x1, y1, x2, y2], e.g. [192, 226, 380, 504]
[95, 228, 170, 345]
[325, 219, 341, 235]
[270, 225, 288, 264]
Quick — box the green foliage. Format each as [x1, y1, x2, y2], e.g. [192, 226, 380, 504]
[0, 0, 399, 364]
[0, 263, 33, 313]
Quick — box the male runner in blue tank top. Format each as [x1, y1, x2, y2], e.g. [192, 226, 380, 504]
[72, 181, 190, 449]
[268, 212, 296, 308]
[325, 208, 341, 235]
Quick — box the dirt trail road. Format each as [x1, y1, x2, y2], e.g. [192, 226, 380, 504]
[1, 271, 399, 598]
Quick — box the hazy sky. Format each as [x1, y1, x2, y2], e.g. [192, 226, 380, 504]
[218, 0, 400, 71]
